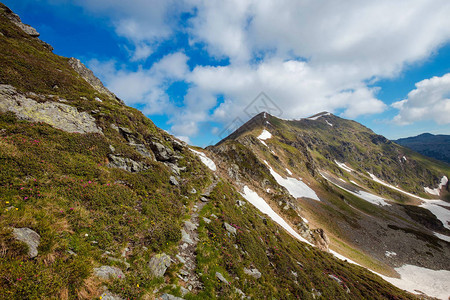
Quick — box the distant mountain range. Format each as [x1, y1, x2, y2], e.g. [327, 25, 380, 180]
[394, 133, 450, 165]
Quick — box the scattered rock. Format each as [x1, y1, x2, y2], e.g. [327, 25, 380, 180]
[108, 154, 149, 173]
[215, 272, 229, 284]
[243, 267, 262, 279]
[170, 176, 179, 186]
[148, 253, 171, 278]
[224, 222, 237, 235]
[236, 200, 245, 207]
[184, 221, 197, 231]
[190, 188, 197, 194]
[181, 229, 194, 245]
[150, 141, 175, 162]
[159, 294, 184, 300]
[311, 228, 330, 252]
[210, 214, 218, 219]
[176, 254, 186, 264]
[99, 290, 124, 300]
[234, 287, 246, 299]
[109, 145, 116, 153]
[180, 286, 189, 296]
[202, 217, 211, 224]
[67, 249, 77, 256]
[93, 266, 125, 280]
[0, 85, 103, 134]
[94, 97, 103, 102]
[12, 228, 40, 258]
[107, 257, 130, 269]
[200, 197, 209, 202]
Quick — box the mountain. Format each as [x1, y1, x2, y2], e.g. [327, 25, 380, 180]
[0, 3, 449, 299]
[207, 111, 450, 298]
[394, 133, 450, 165]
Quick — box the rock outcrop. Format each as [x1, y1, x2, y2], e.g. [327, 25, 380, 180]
[107, 154, 149, 173]
[148, 253, 172, 278]
[93, 266, 125, 280]
[68, 58, 123, 103]
[0, 85, 102, 134]
[12, 227, 40, 258]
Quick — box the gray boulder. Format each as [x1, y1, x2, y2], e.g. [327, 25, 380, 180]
[150, 142, 175, 162]
[169, 176, 179, 186]
[224, 222, 237, 235]
[93, 266, 125, 280]
[12, 228, 40, 258]
[181, 229, 194, 245]
[215, 272, 229, 284]
[149, 253, 172, 277]
[244, 267, 262, 279]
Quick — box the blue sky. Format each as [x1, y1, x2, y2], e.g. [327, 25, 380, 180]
[5, 0, 450, 146]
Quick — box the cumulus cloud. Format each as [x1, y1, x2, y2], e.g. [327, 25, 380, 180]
[72, 0, 450, 141]
[392, 73, 450, 125]
[89, 52, 189, 115]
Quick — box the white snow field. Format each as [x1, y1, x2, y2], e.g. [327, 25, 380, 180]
[321, 172, 390, 206]
[240, 186, 312, 245]
[380, 265, 450, 300]
[257, 129, 272, 147]
[335, 160, 354, 172]
[424, 176, 448, 196]
[367, 173, 450, 229]
[264, 161, 320, 201]
[190, 149, 217, 171]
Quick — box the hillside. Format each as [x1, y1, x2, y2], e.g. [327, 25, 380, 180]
[394, 133, 450, 165]
[208, 111, 450, 299]
[0, 3, 426, 300]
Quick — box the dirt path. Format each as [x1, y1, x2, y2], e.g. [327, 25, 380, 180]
[176, 180, 218, 292]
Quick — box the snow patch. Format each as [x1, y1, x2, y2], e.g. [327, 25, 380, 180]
[265, 161, 320, 201]
[424, 176, 448, 196]
[335, 160, 354, 173]
[301, 217, 309, 224]
[325, 119, 333, 126]
[368, 172, 428, 201]
[420, 200, 450, 230]
[381, 265, 450, 300]
[367, 173, 450, 227]
[240, 186, 312, 245]
[402, 156, 407, 161]
[308, 112, 331, 120]
[433, 232, 450, 243]
[322, 173, 390, 206]
[190, 149, 217, 171]
[257, 129, 272, 147]
[350, 180, 361, 187]
[258, 129, 272, 140]
[385, 251, 397, 257]
[285, 168, 293, 175]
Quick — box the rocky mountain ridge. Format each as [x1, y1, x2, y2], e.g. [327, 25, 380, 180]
[394, 133, 450, 165]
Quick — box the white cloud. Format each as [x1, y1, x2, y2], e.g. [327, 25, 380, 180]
[88, 52, 189, 115]
[74, 0, 450, 142]
[392, 73, 450, 125]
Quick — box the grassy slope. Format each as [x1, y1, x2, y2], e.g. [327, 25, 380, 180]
[0, 4, 417, 299]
